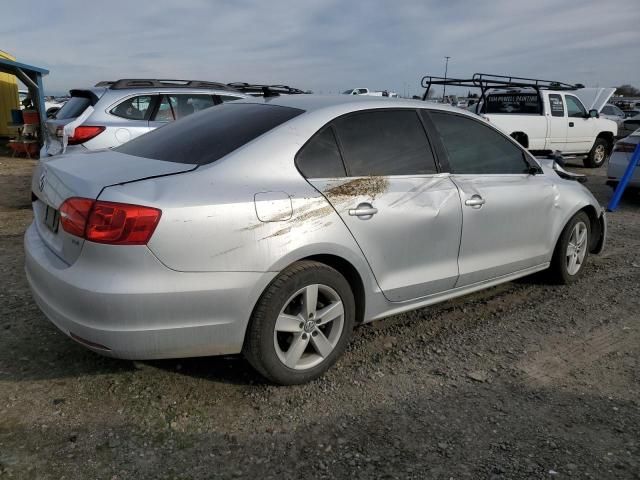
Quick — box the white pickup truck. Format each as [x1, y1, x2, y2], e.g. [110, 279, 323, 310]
[476, 88, 618, 168]
[342, 88, 398, 98]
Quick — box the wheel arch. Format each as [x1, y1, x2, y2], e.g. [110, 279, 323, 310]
[302, 254, 366, 325]
[257, 244, 375, 329]
[579, 205, 605, 254]
[595, 131, 614, 152]
[553, 204, 603, 255]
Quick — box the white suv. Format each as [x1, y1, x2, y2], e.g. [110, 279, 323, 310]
[42, 79, 248, 157]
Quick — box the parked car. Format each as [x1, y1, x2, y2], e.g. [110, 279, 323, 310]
[619, 113, 640, 138]
[481, 88, 617, 167]
[600, 103, 626, 130]
[623, 108, 640, 118]
[606, 127, 640, 191]
[42, 79, 248, 157]
[423, 74, 618, 168]
[26, 96, 606, 385]
[342, 87, 398, 97]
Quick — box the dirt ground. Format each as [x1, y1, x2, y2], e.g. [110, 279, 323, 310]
[0, 155, 638, 479]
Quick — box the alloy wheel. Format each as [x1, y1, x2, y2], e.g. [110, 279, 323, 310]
[566, 221, 588, 275]
[273, 284, 344, 370]
[594, 144, 606, 163]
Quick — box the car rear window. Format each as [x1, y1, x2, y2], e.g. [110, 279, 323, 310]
[115, 103, 304, 165]
[54, 96, 91, 119]
[485, 93, 541, 114]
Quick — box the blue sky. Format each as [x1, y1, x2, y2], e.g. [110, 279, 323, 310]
[2, 0, 639, 96]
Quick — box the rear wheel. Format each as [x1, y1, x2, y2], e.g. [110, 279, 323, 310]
[243, 261, 355, 385]
[548, 211, 591, 284]
[584, 137, 609, 168]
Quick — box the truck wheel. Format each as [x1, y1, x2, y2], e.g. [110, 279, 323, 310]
[584, 137, 609, 168]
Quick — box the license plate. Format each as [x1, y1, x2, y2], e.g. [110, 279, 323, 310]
[44, 205, 60, 233]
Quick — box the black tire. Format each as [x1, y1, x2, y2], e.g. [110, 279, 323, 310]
[583, 137, 609, 168]
[548, 211, 591, 284]
[243, 261, 355, 385]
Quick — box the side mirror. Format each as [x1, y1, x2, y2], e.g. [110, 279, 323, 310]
[589, 109, 599, 118]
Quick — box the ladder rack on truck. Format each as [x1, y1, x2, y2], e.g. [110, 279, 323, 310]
[421, 73, 584, 114]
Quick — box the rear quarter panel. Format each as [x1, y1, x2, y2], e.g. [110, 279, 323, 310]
[98, 119, 379, 292]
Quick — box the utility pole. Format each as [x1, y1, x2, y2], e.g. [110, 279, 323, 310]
[442, 56, 451, 102]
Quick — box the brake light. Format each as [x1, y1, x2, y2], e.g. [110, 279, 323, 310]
[67, 126, 105, 145]
[59, 198, 161, 245]
[86, 202, 162, 245]
[60, 197, 93, 237]
[613, 142, 637, 153]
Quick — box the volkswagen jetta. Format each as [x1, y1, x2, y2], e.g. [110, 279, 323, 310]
[25, 96, 606, 385]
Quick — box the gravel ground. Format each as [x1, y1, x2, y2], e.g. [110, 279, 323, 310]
[0, 155, 638, 479]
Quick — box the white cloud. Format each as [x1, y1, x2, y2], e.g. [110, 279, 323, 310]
[1, 0, 638, 95]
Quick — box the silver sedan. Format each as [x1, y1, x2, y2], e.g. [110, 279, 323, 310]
[25, 96, 606, 385]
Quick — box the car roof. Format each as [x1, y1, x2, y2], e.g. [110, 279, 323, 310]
[238, 94, 468, 115]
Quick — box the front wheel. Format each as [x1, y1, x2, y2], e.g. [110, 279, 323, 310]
[548, 211, 591, 284]
[243, 261, 355, 385]
[584, 137, 609, 168]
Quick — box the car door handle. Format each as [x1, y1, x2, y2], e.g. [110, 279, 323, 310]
[464, 195, 485, 208]
[348, 203, 378, 218]
[569, 122, 574, 127]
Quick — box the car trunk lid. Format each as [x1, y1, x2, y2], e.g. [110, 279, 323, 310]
[31, 150, 197, 265]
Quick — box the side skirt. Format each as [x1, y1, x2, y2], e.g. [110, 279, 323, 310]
[366, 263, 550, 323]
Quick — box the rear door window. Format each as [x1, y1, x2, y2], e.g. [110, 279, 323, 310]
[296, 127, 346, 178]
[115, 103, 304, 165]
[333, 110, 437, 176]
[111, 95, 153, 120]
[153, 95, 175, 122]
[485, 93, 541, 114]
[152, 94, 216, 122]
[428, 111, 530, 174]
[549, 94, 565, 117]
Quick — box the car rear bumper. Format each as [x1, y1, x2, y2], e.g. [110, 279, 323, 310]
[24, 222, 276, 360]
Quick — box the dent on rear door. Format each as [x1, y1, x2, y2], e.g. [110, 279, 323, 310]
[309, 175, 462, 302]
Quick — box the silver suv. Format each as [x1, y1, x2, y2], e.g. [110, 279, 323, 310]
[43, 79, 248, 157]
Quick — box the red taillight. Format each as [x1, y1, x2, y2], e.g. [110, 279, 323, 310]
[67, 126, 105, 145]
[60, 197, 93, 237]
[59, 198, 161, 245]
[613, 142, 637, 153]
[86, 202, 162, 245]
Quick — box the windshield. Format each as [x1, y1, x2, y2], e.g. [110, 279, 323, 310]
[115, 102, 304, 165]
